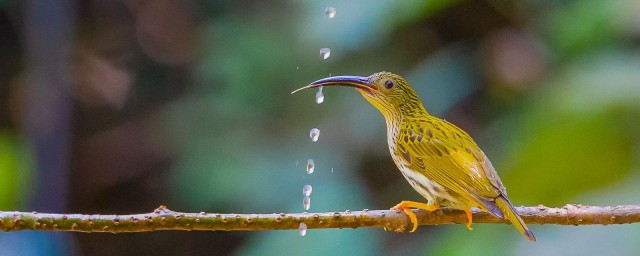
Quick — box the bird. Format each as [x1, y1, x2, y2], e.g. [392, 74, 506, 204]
[292, 71, 536, 242]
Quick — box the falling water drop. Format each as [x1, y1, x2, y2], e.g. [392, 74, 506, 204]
[310, 128, 320, 142]
[320, 48, 331, 60]
[303, 185, 313, 197]
[299, 222, 307, 236]
[303, 196, 311, 210]
[306, 159, 315, 174]
[325, 7, 336, 18]
[315, 86, 324, 104]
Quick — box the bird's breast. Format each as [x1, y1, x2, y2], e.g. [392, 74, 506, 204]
[386, 127, 458, 207]
[390, 151, 457, 206]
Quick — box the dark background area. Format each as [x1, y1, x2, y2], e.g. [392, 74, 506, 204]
[0, 0, 639, 255]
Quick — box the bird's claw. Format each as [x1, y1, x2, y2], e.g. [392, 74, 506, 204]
[465, 209, 474, 230]
[391, 201, 439, 232]
[391, 205, 419, 232]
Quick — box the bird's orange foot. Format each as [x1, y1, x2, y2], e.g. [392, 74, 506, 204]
[390, 201, 439, 232]
[464, 209, 474, 230]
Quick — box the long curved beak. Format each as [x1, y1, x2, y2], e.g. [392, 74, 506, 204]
[291, 75, 376, 94]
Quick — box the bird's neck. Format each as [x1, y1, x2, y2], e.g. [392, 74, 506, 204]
[383, 101, 429, 142]
[400, 100, 429, 118]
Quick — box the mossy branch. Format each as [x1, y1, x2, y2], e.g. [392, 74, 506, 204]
[0, 204, 638, 233]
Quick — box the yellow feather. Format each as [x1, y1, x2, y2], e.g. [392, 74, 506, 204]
[495, 197, 536, 242]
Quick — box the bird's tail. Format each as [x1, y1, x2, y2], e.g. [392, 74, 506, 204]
[495, 196, 536, 242]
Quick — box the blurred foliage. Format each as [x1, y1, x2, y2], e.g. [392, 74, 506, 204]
[2, 0, 640, 255]
[542, 0, 623, 61]
[501, 51, 640, 204]
[0, 131, 33, 210]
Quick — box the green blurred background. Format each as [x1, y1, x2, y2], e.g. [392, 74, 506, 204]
[1, 0, 640, 255]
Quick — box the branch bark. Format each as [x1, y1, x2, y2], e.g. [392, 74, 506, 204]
[1, 204, 638, 233]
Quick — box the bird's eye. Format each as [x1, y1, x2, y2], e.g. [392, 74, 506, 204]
[384, 80, 394, 89]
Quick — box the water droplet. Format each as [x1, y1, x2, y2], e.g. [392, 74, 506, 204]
[306, 159, 315, 174]
[310, 128, 320, 142]
[296, 66, 300, 70]
[320, 48, 331, 60]
[303, 185, 313, 197]
[325, 7, 336, 18]
[299, 222, 307, 236]
[315, 86, 324, 104]
[303, 196, 311, 210]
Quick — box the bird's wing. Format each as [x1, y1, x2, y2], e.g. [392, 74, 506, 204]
[397, 119, 506, 211]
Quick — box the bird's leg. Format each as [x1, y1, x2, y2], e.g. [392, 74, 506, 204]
[390, 201, 439, 232]
[464, 209, 474, 230]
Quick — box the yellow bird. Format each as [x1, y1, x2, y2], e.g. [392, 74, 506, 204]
[293, 71, 535, 242]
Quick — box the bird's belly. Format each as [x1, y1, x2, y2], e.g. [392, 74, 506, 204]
[394, 160, 460, 207]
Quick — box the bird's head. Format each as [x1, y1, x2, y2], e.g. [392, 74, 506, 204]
[292, 71, 427, 118]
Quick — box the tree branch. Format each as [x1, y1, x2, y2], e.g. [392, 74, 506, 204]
[0, 204, 638, 233]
